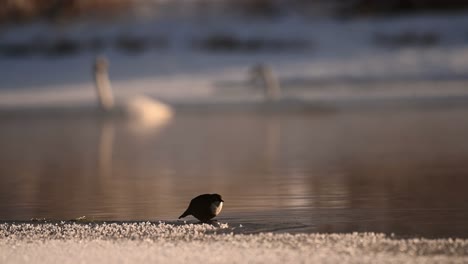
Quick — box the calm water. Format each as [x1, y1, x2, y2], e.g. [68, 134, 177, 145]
[1, 105, 468, 238]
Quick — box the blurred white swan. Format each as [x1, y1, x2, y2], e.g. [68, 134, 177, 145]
[93, 56, 173, 129]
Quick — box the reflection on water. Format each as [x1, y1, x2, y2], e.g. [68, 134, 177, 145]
[1, 106, 468, 238]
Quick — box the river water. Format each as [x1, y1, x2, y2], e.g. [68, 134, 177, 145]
[0, 104, 467, 238]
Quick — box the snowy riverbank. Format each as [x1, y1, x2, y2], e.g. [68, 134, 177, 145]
[1, 12, 468, 108]
[1, 222, 467, 264]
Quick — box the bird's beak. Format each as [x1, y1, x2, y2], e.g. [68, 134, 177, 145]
[221, 199, 224, 202]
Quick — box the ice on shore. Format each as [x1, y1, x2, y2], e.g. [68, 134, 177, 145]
[2, 12, 468, 109]
[1, 222, 467, 264]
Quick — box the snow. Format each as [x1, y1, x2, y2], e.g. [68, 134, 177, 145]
[1, 12, 468, 109]
[1, 12, 467, 263]
[1, 222, 467, 263]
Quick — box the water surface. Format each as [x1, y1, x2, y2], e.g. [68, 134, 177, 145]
[1, 105, 467, 238]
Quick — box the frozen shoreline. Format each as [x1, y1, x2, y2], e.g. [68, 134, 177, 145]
[1, 12, 468, 108]
[1, 222, 468, 264]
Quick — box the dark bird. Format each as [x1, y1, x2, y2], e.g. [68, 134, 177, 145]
[179, 193, 224, 223]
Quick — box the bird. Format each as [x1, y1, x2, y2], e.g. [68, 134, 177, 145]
[249, 63, 281, 102]
[178, 194, 224, 223]
[93, 55, 173, 128]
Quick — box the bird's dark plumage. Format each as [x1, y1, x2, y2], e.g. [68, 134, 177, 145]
[179, 193, 224, 222]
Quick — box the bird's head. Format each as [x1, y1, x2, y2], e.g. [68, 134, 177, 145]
[211, 193, 224, 203]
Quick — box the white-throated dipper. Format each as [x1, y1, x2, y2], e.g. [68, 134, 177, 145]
[178, 193, 224, 222]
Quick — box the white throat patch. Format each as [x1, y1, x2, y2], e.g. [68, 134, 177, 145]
[211, 201, 223, 216]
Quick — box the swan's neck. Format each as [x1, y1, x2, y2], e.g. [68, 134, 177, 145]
[94, 57, 115, 112]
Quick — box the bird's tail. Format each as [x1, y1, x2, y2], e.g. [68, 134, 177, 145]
[178, 210, 190, 219]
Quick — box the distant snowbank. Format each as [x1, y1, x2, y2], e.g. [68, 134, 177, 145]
[1, 12, 468, 107]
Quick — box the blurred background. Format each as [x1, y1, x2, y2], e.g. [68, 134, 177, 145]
[1, 0, 468, 238]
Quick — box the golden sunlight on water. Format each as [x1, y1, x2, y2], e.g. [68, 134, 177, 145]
[0, 106, 467, 237]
